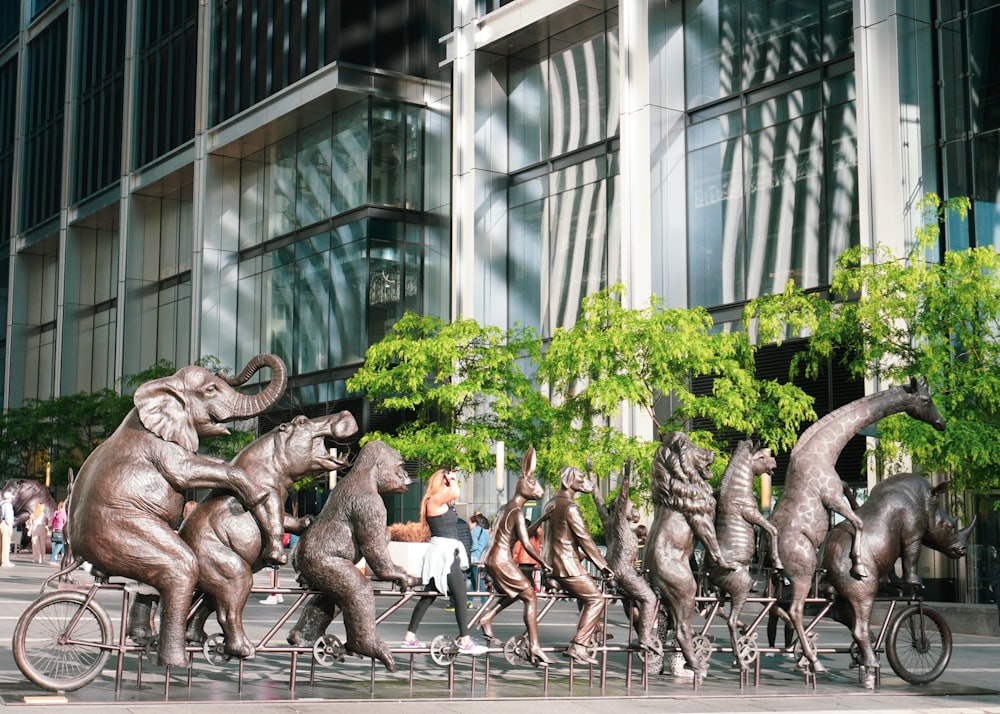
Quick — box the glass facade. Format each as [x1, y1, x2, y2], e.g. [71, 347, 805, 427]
[211, 0, 451, 124]
[20, 14, 67, 231]
[937, 1, 1000, 248]
[684, 0, 857, 308]
[232, 97, 447, 385]
[73, 0, 126, 203]
[505, 13, 620, 335]
[133, 0, 198, 169]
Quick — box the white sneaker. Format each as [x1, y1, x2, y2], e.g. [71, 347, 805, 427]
[260, 594, 284, 604]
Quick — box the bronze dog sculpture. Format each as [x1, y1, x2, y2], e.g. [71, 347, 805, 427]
[67, 354, 289, 667]
[821, 473, 973, 686]
[534, 465, 614, 666]
[288, 440, 419, 671]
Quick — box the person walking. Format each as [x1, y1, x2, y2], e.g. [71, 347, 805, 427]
[469, 513, 490, 604]
[49, 501, 67, 565]
[1, 492, 14, 567]
[402, 469, 487, 656]
[28, 502, 47, 564]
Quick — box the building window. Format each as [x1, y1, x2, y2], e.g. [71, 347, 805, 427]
[505, 13, 619, 336]
[133, 0, 197, 169]
[684, 0, 858, 308]
[210, 0, 449, 124]
[20, 13, 67, 231]
[233, 98, 447, 377]
[73, 0, 126, 203]
[936, 2, 1000, 249]
[0, 58, 16, 245]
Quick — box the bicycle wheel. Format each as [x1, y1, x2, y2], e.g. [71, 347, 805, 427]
[885, 604, 952, 684]
[13, 590, 114, 691]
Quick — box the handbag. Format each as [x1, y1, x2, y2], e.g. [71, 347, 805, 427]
[51, 529, 63, 543]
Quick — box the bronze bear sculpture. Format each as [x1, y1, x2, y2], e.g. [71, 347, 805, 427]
[288, 440, 419, 671]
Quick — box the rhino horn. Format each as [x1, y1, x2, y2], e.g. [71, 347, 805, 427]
[958, 515, 977, 542]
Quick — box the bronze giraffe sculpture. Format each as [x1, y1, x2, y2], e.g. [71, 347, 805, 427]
[769, 377, 945, 673]
[705, 440, 781, 671]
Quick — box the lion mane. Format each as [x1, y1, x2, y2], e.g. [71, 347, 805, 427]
[650, 431, 716, 516]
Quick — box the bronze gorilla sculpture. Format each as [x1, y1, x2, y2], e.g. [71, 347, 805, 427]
[821, 474, 974, 683]
[174, 411, 358, 658]
[288, 440, 419, 672]
[67, 354, 289, 667]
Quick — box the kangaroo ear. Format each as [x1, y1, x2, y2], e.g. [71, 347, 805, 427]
[522, 446, 536, 477]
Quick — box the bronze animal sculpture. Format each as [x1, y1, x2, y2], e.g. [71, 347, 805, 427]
[704, 440, 781, 671]
[768, 377, 945, 673]
[821, 474, 973, 685]
[477, 447, 552, 665]
[174, 411, 359, 658]
[534, 465, 614, 666]
[589, 459, 658, 652]
[287, 440, 419, 672]
[646, 431, 733, 677]
[0, 479, 55, 534]
[66, 354, 289, 667]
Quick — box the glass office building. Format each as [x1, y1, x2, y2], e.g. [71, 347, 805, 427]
[1, 1, 999, 600]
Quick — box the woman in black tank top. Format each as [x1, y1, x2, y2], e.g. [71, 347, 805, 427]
[402, 469, 488, 656]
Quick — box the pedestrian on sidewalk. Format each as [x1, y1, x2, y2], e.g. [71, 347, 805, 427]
[0, 492, 14, 567]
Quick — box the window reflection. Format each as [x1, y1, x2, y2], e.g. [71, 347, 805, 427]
[231, 95, 444, 375]
[684, 0, 858, 307]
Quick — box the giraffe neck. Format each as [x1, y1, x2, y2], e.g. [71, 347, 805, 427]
[791, 385, 910, 462]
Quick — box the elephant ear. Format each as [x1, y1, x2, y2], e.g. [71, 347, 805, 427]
[135, 376, 199, 452]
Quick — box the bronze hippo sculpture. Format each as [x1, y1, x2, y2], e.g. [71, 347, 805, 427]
[173, 411, 358, 658]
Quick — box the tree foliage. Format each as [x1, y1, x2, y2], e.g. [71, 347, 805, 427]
[346, 312, 547, 478]
[349, 286, 816, 493]
[746, 194, 1000, 491]
[0, 356, 255, 488]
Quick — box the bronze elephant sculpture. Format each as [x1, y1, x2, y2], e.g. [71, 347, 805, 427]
[821, 473, 974, 683]
[178, 411, 359, 658]
[0, 479, 55, 533]
[288, 440, 418, 672]
[67, 354, 289, 667]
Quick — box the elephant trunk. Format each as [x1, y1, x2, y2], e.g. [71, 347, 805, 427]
[219, 354, 287, 418]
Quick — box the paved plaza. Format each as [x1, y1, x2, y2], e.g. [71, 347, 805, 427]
[1, 553, 1000, 713]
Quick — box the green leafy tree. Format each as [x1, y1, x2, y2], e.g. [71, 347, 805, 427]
[350, 289, 815, 495]
[536, 285, 817, 487]
[746, 193, 1000, 491]
[0, 356, 257, 489]
[346, 312, 546, 477]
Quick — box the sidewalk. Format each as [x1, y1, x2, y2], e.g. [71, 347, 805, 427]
[2, 555, 999, 713]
